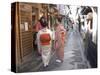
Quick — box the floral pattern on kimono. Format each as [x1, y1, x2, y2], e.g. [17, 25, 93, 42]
[37, 28, 53, 66]
[55, 24, 66, 61]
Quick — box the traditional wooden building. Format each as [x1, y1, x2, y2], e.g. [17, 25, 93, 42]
[11, 2, 33, 72]
[11, 2, 59, 72]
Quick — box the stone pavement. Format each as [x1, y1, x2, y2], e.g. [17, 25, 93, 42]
[37, 25, 91, 72]
[19, 25, 91, 72]
[51, 28, 91, 71]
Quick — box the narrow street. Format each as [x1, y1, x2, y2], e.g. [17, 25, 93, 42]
[37, 24, 91, 71]
[11, 3, 97, 72]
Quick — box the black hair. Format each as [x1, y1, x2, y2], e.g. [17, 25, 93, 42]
[39, 17, 48, 27]
[57, 17, 62, 23]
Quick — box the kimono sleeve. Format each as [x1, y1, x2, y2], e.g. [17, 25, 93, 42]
[36, 31, 41, 54]
[49, 30, 53, 41]
[52, 30, 55, 41]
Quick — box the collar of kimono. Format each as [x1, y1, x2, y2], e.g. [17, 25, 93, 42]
[42, 27, 48, 32]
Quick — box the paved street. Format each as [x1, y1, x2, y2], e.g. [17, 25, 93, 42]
[19, 25, 91, 72]
[11, 3, 97, 73]
[37, 25, 91, 71]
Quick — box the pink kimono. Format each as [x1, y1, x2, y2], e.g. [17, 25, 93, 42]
[35, 22, 43, 32]
[55, 24, 66, 62]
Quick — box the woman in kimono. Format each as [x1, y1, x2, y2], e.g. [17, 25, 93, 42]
[33, 16, 44, 55]
[36, 17, 53, 67]
[55, 17, 66, 63]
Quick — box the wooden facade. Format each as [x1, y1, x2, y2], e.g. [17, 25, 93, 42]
[11, 2, 59, 72]
[11, 2, 33, 72]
